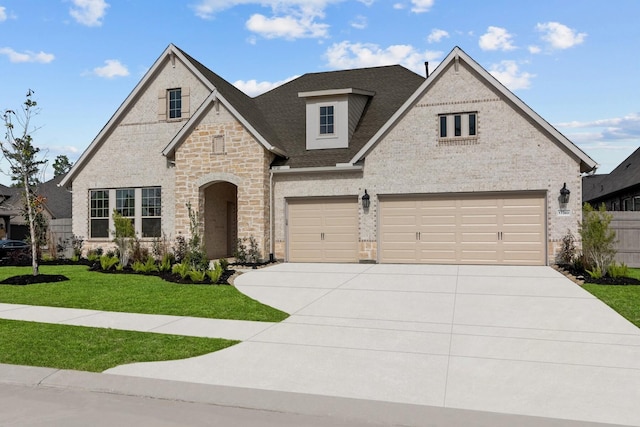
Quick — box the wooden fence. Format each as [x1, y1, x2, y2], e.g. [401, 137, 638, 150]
[611, 212, 640, 267]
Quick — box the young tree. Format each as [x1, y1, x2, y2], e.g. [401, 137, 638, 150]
[579, 203, 617, 276]
[52, 154, 73, 176]
[1, 90, 47, 275]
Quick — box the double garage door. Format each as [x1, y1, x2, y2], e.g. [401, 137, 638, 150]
[287, 193, 546, 265]
[379, 194, 546, 265]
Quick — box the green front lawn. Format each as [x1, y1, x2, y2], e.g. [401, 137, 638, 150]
[0, 319, 238, 372]
[583, 268, 640, 329]
[0, 265, 287, 322]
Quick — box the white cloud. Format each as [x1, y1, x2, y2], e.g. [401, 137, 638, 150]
[479, 26, 516, 51]
[536, 22, 586, 50]
[193, 0, 341, 39]
[0, 6, 7, 22]
[0, 47, 54, 63]
[233, 75, 299, 96]
[528, 45, 541, 54]
[350, 15, 367, 30]
[488, 60, 534, 90]
[69, 0, 109, 27]
[557, 113, 640, 140]
[411, 0, 434, 13]
[357, 0, 374, 5]
[393, 3, 404, 9]
[92, 59, 129, 78]
[325, 41, 441, 75]
[427, 28, 448, 43]
[246, 13, 329, 39]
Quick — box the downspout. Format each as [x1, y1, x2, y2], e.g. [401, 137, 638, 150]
[269, 169, 275, 262]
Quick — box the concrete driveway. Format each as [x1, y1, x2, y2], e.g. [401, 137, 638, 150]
[106, 263, 640, 426]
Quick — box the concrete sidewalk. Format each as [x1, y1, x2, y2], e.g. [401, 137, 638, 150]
[0, 302, 276, 341]
[1, 263, 640, 426]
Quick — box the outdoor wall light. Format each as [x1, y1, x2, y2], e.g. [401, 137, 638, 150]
[362, 190, 370, 209]
[559, 183, 570, 204]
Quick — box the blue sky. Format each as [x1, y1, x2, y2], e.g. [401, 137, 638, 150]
[1, 0, 638, 185]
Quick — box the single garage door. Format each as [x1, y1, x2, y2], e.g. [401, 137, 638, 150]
[288, 198, 359, 262]
[379, 193, 546, 265]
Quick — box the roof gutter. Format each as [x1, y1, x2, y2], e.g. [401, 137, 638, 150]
[270, 164, 363, 174]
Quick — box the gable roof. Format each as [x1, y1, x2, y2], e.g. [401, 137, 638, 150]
[583, 146, 640, 203]
[350, 47, 598, 174]
[254, 65, 425, 168]
[37, 173, 72, 218]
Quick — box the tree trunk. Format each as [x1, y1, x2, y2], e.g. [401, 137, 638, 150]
[23, 174, 38, 276]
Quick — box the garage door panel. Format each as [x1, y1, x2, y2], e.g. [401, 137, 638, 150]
[380, 194, 546, 265]
[288, 198, 358, 263]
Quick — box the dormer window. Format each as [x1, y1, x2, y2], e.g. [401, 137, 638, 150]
[319, 106, 334, 135]
[299, 88, 374, 150]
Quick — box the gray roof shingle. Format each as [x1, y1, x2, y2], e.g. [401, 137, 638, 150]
[177, 46, 425, 168]
[583, 147, 640, 203]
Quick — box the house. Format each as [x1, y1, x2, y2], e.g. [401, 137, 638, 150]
[60, 44, 597, 265]
[0, 174, 73, 244]
[583, 147, 640, 211]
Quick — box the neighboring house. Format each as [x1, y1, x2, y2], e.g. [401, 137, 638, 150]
[0, 184, 20, 239]
[60, 44, 597, 266]
[583, 147, 640, 210]
[0, 174, 73, 243]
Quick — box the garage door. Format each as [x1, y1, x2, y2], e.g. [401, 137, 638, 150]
[379, 194, 546, 265]
[288, 198, 359, 262]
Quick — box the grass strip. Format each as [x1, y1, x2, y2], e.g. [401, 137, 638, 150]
[0, 319, 238, 372]
[582, 284, 640, 328]
[0, 265, 287, 322]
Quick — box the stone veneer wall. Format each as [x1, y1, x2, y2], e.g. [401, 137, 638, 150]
[174, 103, 273, 260]
[273, 59, 585, 264]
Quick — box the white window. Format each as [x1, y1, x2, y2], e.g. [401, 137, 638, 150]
[319, 105, 335, 135]
[439, 112, 477, 138]
[90, 190, 109, 238]
[89, 187, 162, 239]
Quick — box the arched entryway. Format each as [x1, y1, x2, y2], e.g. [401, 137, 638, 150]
[202, 181, 238, 259]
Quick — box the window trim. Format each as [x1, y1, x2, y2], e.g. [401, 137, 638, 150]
[168, 88, 182, 119]
[319, 105, 335, 136]
[438, 112, 478, 140]
[90, 189, 110, 239]
[88, 187, 162, 239]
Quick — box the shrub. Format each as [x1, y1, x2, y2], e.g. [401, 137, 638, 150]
[130, 237, 149, 264]
[172, 262, 190, 280]
[219, 257, 229, 271]
[188, 269, 206, 283]
[99, 254, 119, 271]
[112, 210, 135, 267]
[206, 262, 224, 283]
[247, 236, 261, 263]
[234, 238, 247, 263]
[557, 229, 577, 265]
[87, 248, 103, 262]
[579, 203, 617, 274]
[173, 235, 188, 263]
[159, 253, 173, 272]
[586, 266, 604, 279]
[132, 256, 158, 274]
[71, 235, 84, 259]
[151, 234, 171, 260]
[607, 262, 629, 279]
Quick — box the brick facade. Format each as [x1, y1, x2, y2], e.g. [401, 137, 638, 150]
[273, 60, 584, 264]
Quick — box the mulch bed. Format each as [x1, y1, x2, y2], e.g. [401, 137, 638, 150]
[557, 264, 640, 286]
[89, 263, 236, 285]
[0, 274, 69, 286]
